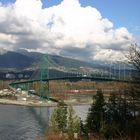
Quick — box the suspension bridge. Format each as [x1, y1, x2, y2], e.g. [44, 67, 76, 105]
[9, 54, 131, 100]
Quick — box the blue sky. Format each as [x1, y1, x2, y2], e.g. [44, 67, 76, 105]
[1, 0, 140, 35]
[81, 0, 140, 34]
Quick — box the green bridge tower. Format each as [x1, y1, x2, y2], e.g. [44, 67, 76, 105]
[40, 53, 50, 99]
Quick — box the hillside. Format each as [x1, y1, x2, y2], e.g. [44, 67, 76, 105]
[0, 51, 35, 69]
[0, 49, 101, 71]
[16, 49, 102, 69]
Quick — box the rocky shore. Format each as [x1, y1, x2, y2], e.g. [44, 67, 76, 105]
[0, 88, 57, 107]
[0, 88, 92, 107]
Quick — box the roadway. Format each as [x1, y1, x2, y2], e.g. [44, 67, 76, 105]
[9, 76, 130, 86]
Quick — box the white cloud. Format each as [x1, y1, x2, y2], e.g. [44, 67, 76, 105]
[0, 0, 135, 62]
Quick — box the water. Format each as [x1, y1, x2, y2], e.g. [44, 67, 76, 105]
[0, 104, 89, 140]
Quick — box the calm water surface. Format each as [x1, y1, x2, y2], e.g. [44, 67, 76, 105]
[0, 104, 89, 140]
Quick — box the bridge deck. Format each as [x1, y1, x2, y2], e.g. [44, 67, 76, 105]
[9, 76, 131, 86]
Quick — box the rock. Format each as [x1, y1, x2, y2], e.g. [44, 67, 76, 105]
[3, 89, 8, 92]
[48, 101, 52, 104]
[22, 91, 28, 95]
[74, 133, 78, 139]
[22, 98, 27, 101]
[17, 88, 21, 92]
[39, 101, 43, 104]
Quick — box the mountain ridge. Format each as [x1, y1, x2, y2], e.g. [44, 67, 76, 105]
[0, 49, 102, 70]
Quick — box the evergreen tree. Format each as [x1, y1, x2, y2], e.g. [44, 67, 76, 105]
[50, 101, 68, 133]
[107, 93, 120, 124]
[86, 89, 105, 133]
[50, 102, 80, 138]
[67, 106, 80, 137]
[106, 92, 134, 138]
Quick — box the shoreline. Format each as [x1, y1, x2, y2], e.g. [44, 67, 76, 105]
[0, 99, 91, 107]
[0, 99, 57, 107]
